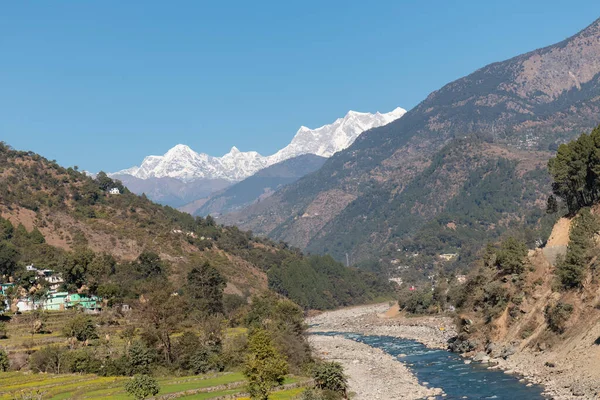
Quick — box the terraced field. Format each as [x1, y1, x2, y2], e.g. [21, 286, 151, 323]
[0, 312, 309, 399]
[0, 371, 308, 399]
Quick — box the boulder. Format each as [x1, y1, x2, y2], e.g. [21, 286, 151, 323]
[473, 352, 490, 362]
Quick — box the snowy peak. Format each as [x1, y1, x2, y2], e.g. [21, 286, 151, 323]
[266, 106, 406, 163]
[112, 106, 405, 182]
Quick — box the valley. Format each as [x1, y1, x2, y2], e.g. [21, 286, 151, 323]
[3, 4, 600, 400]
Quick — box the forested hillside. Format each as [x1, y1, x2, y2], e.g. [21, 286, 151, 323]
[0, 142, 392, 310]
[224, 17, 600, 276]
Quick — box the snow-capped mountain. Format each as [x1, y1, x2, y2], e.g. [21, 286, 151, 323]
[266, 107, 406, 164]
[118, 145, 267, 182]
[113, 106, 406, 182]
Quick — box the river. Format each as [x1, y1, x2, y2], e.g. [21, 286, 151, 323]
[315, 332, 546, 399]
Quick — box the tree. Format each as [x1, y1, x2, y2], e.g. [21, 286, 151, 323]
[556, 208, 600, 288]
[29, 345, 66, 373]
[136, 251, 166, 279]
[95, 171, 114, 191]
[546, 195, 559, 214]
[62, 247, 95, 290]
[0, 217, 13, 241]
[185, 261, 226, 315]
[62, 314, 99, 343]
[29, 228, 45, 244]
[495, 237, 527, 275]
[548, 126, 600, 213]
[134, 282, 185, 364]
[312, 362, 347, 396]
[124, 374, 160, 400]
[244, 329, 288, 400]
[127, 340, 156, 375]
[0, 241, 19, 277]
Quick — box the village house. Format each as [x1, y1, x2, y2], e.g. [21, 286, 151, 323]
[5, 265, 102, 313]
[109, 187, 120, 195]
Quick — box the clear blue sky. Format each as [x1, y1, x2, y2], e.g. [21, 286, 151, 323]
[2, 1, 600, 172]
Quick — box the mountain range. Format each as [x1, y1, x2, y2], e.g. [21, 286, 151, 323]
[221, 17, 600, 268]
[113, 107, 406, 182]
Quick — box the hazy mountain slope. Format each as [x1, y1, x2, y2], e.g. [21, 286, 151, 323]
[226, 17, 600, 264]
[111, 174, 231, 207]
[188, 154, 327, 217]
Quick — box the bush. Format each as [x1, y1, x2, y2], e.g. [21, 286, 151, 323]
[29, 345, 66, 373]
[124, 374, 160, 400]
[300, 388, 343, 400]
[481, 281, 510, 321]
[495, 237, 527, 275]
[61, 349, 100, 373]
[62, 314, 99, 342]
[127, 341, 156, 375]
[0, 349, 9, 371]
[398, 288, 434, 314]
[545, 302, 573, 333]
[312, 361, 347, 395]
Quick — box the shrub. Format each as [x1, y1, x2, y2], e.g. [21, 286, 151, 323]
[124, 374, 160, 400]
[398, 288, 434, 314]
[300, 389, 343, 400]
[0, 349, 9, 371]
[127, 340, 156, 375]
[62, 314, 99, 342]
[29, 345, 66, 373]
[312, 361, 347, 395]
[495, 237, 527, 275]
[545, 302, 573, 333]
[60, 349, 100, 373]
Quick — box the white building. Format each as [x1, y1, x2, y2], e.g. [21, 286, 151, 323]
[109, 188, 120, 195]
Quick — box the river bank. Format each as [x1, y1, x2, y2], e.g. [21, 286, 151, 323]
[309, 335, 443, 400]
[307, 303, 596, 400]
[307, 303, 456, 349]
[307, 303, 450, 400]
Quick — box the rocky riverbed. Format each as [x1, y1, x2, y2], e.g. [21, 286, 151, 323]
[307, 303, 456, 349]
[309, 335, 443, 400]
[308, 303, 599, 399]
[307, 303, 452, 400]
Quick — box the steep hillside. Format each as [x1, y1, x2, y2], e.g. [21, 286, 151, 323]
[190, 154, 326, 217]
[441, 132, 600, 398]
[0, 142, 392, 309]
[226, 17, 600, 268]
[449, 212, 600, 399]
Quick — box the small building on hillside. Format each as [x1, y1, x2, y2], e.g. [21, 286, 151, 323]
[16, 298, 41, 312]
[44, 292, 69, 311]
[108, 188, 121, 195]
[66, 294, 102, 312]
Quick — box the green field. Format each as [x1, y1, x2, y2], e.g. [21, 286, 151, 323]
[0, 371, 308, 399]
